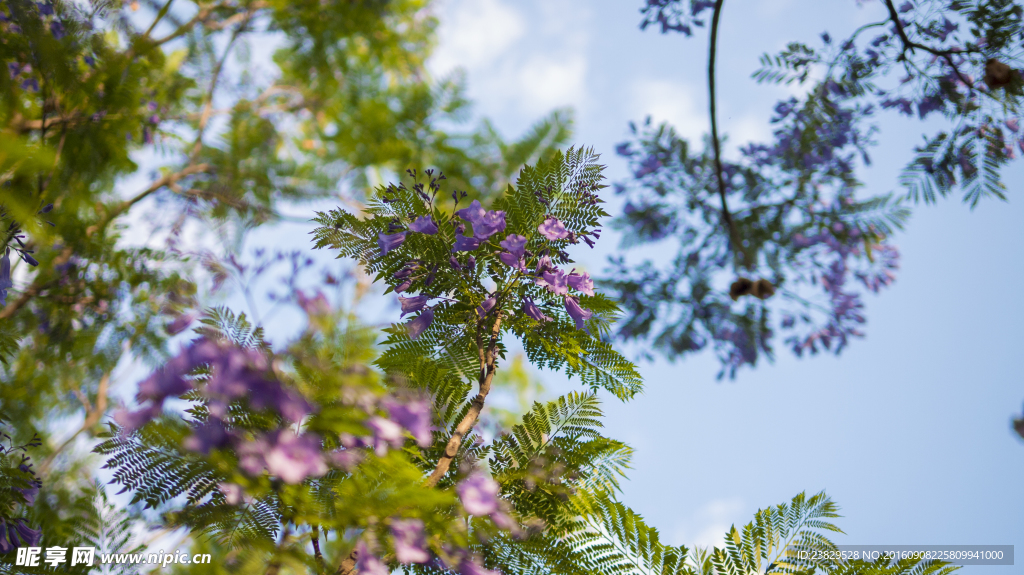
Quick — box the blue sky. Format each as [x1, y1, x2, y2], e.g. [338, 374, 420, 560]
[422, 0, 1024, 566]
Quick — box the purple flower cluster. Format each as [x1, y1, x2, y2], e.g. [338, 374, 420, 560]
[238, 429, 328, 484]
[0, 519, 41, 553]
[456, 472, 514, 530]
[114, 338, 313, 435]
[455, 200, 507, 241]
[340, 396, 435, 456]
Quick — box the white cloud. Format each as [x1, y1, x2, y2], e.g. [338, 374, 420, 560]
[428, 0, 591, 126]
[516, 53, 588, 115]
[669, 497, 746, 549]
[630, 79, 709, 142]
[429, 0, 526, 75]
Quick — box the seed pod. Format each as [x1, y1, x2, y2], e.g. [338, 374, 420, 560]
[985, 58, 1013, 89]
[751, 278, 776, 300]
[729, 277, 754, 301]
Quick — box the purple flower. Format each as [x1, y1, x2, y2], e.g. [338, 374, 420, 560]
[535, 255, 555, 276]
[6, 519, 41, 549]
[297, 291, 331, 316]
[327, 449, 364, 471]
[898, 1, 913, 12]
[396, 280, 413, 293]
[384, 398, 434, 447]
[567, 272, 594, 297]
[453, 232, 481, 252]
[391, 519, 430, 564]
[522, 297, 552, 322]
[355, 542, 390, 575]
[378, 232, 407, 257]
[409, 216, 438, 235]
[0, 248, 11, 306]
[455, 200, 486, 224]
[15, 465, 39, 507]
[536, 268, 568, 295]
[457, 473, 500, 516]
[499, 234, 527, 256]
[247, 380, 314, 423]
[455, 200, 506, 239]
[262, 430, 327, 484]
[366, 416, 406, 455]
[564, 296, 592, 330]
[165, 311, 197, 335]
[1007, 118, 1019, 133]
[498, 251, 527, 270]
[477, 296, 496, 318]
[400, 295, 429, 317]
[537, 217, 569, 241]
[184, 420, 230, 454]
[218, 483, 246, 505]
[112, 404, 162, 431]
[498, 234, 528, 270]
[406, 308, 434, 340]
[460, 559, 502, 575]
[473, 210, 507, 240]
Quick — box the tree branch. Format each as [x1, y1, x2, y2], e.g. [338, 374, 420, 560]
[707, 0, 747, 268]
[883, 0, 975, 88]
[334, 314, 505, 575]
[38, 371, 110, 474]
[425, 313, 503, 487]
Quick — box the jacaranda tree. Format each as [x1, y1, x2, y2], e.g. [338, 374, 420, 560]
[0, 0, 991, 573]
[610, 0, 1024, 380]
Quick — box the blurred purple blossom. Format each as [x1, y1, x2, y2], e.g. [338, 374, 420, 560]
[383, 397, 434, 447]
[366, 416, 405, 455]
[378, 232, 407, 257]
[522, 297, 552, 323]
[391, 519, 430, 564]
[218, 483, 246, 505]
[239, 430, 327, 483]
[409, 216, 438, 235]
[537, 217, 569, 241]
[15, 465, 39, 507]
[460, 559, 502, 575]
[165, 311, 197, 335]
[457, 473, 500, 516]
[297, 291, 331, 316]
[183, 420, 230, 454]
[355, 542, 390, 575]
[564, 297, 593, 331]
[406, 308, 434, 340]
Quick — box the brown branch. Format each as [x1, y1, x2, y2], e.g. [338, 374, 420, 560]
[426, 313, 503, 487]
[335, 315, 505, 575]
[707, 0, 747, 269]
[312, 524, 325, 574]
[38, 371, 111, 474]
[883, 0, 976, 88]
